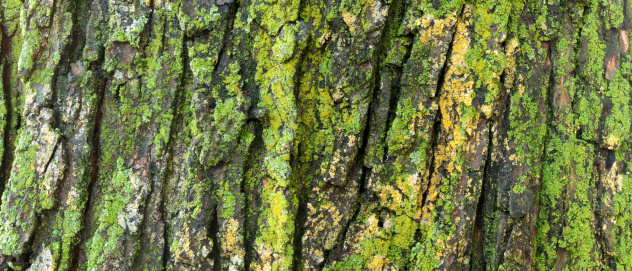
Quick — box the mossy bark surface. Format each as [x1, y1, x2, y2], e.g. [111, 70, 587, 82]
[0, 0, 631, 270]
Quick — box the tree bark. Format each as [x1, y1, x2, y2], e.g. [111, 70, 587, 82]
[0, 0, 631, 270]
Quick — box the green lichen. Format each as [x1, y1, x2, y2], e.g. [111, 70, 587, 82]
[535, 138, 598, 270]
[85, 158, 138, 271]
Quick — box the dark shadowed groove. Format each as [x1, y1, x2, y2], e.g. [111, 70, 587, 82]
[70, 62, 105, 271]
[289, 0, 317, 266]
[70, 83, 103, 271]
[21, 0, 88, 267]
[0, 20, 13, 203]
[70, 28, 108, 271]
[529, 24, 558, 270]
[208, 198, 221, 271]
[41, 141, 61, 186]
[224, 0, 242, 76]
[133, 50, 182, 271]
[377, 0, 413, 162]
[290, 26, 313, 271]
[365, 0, 409, 163]
[157, 32, 193, 271]
[141, 0, 155, 52]
[314, 0, 409, 266]
[212, 0, 240, 80]
[291, 167, 308, 271]
[204, 2, 244, 268]
[468, 23, 513, 266]
[419, 5, 463, 212]
[319, 165, 369, 270]
[542, 36, 554, 177]
[243, 120, 264, 271]
[469, 121, 493, 271]
[381, 38, 412, 161]
[482, 62, 513, 269]
[130, 1, 180, 268]
[206, 141, 231, 267]
[421, 111, 441, 216]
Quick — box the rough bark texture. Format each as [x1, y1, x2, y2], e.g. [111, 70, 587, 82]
[0, 0, 631, 270]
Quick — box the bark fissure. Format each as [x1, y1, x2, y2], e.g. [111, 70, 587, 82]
[325, 164, 370, 268]
[71, 52, 106, 271]
[291, 11, 313, 271]
[0, 25, 13, 201]
[291, 159, 308, 271]
[420, 6, 461, 210]
[208, 201, 221, 271]
[71, 21, 108, 269]
[469, 121, 494, 270]
[381, 34, 414, 161]
[158, 31, 193, 271]
[311, 0, 411, 266]
[243, 121, 263, 271]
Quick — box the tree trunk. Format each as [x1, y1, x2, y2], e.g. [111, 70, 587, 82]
[0, 0, 631, 270]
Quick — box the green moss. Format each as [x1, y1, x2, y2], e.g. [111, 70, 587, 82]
[178, 5, 221, 35]
[0, 115, 62, 256]
[601, 70, 631, 149]
[612, 160, 632, 269]
[246, 0, 309, 267]
[108, 4, 149, 48]
[535, 138, 598, 270]
[579, 7, 606, 90]
[387, 97, 420, 153]
[85, 158, 137, 271]
[1, 0, 22, 35]
[465, 1, 515, 110]
[324, 207, 392, 270]
[412, 223, 447, 270]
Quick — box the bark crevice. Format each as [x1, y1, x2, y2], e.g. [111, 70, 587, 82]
[420, 5, 462, 211]
[71, 39, 107, 271]
[469, 120, 494, 270]
[0, 23, 13, 202]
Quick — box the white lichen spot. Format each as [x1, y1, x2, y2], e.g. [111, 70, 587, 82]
[28, 246, 56, 271]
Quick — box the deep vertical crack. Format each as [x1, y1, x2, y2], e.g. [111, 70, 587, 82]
[288, 0, 318, 267]
[131, 2, 189, 269]
[20, 0, 89, 267]
[419, 5, 463, 212]
[70, 25, 108, 271]
[0, 18, 14, 204]
[70, 61, 106, 271]
[469, 122, 494, 271]
[290, 35, 312, 271]
[314, 0, 409, 266]
[158, 32, 191, 271]
[380, 34, 414, 161]
[243, 121, 263, 271]
[208, 199, 222, 271]
[291, 168, 309, 271]
[319, 165, 370, 270]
